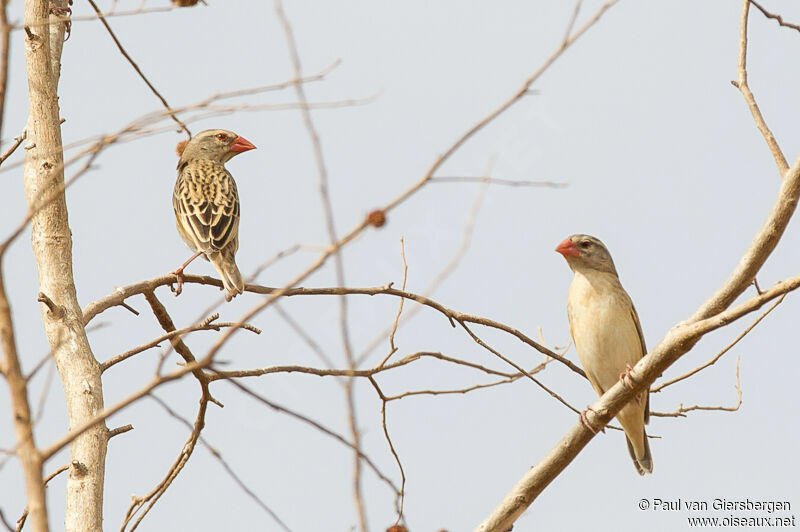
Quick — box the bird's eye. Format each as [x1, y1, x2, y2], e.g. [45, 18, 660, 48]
[579, 241, 592, 249]
[216, 133, 229, 141]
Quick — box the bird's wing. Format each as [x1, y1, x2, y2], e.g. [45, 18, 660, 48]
[174, 162, 240, 254]
[629, 303, 650, 423]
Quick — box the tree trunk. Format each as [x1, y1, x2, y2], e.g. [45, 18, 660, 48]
[23, 1, 108, 530]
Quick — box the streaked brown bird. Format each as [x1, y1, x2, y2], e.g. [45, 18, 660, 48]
[556, 234, 653, 475]
[172, 129, 256, 301]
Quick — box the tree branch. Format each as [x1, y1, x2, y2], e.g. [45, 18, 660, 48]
[690, 156, 800, 321]
[83, 277, 585, 377]
[476, 273, 799, 531]
[733, 0, 789, 176]
[22, 0, 105, 530]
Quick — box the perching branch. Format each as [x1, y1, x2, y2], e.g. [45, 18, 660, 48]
[477, 271, 799, 531]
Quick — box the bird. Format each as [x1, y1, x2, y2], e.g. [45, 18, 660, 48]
[171, 129, 256, 301]
[555, 234, 653, 475]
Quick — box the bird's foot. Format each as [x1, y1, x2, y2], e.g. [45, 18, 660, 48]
[619, 364, 636, 389]
[170, 267, 186, 297]
[170, 251, 203, 296]
[49, 1, 72, 40]
[579, 406, 605, 434]
[49, 3, 71, 16]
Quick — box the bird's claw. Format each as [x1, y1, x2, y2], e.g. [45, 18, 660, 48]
[49, 2, 73, 40]
[49, 4, 71, 16]
[579, 406, 605, 434]
[170, 268, 185, 297]
[619, 364, 635, 389]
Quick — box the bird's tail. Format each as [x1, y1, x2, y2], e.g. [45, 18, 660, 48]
[626, 429, 654, 476]
[211, 251, 244, 301]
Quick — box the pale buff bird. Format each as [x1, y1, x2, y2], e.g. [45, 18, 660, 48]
[556, 234, 653, 475]
[172, 129, 256, 301]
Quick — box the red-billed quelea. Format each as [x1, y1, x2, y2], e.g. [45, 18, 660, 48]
[172, 129, 256, 301]
[555, 234, 653, 475]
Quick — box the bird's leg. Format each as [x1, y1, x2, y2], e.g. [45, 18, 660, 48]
[49, 1, 73, 40]
[619, 364, 635, 389]
[170, 251, 203, 296]
[579, 406, 605, 434]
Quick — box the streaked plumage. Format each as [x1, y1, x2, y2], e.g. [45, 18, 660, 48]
[556, 234, 653, 475]
[172, 129, 256, 301]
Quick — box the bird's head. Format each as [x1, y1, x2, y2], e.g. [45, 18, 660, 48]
[555, 234, 618, 275]
[179, 129, 256, 164]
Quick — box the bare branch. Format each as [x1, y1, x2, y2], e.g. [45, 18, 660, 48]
[121, 395, 210, 531]
[380, 0, 619, 215]
[690, 156, 800, 321]
[272, 1, 364, 526]
[0, 265, 46, 531]
[430, 176, 567, 188]
[653, 294, 783, 392]
[12, 5, 179, 29]
[83, 275, 585, 377]
[476, 274, 800, 531]
[652, 358, 743, 417]
[0, 130, 24, 167]
[40, 358, 210, 462]
[359, 178, 491, 365]
[749, 0, 800, 33]
[220, 377, 402, 496]
[14, 464, 68, 532]
[209, 351, 520, 382]
[0, 0, 10, 147]
[100, 312, 259, 372]
[381, 239, 408, 367]
[273, 303, 337, 369]
[733, 0, 789, 176]
[107, 425, 133, 439]
[384, 361, 550, 401]
[0, 508, 12, 532]
[458, 320, 582, 415]
[85, 0, 190, 136]
[148, 395, 293, 532]
[368, 377, 406, 525]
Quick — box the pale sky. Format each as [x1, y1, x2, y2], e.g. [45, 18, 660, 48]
[1, 1, 799, 531]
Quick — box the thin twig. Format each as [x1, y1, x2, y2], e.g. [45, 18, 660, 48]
[272, 2, 365, 527]
[359, 176, 492, 365]
[0, 0, 10, 149]
[209, 351, 520, 383]
[148, 395, 293, 531]
[40, 357, 211, 461]
[749, 0, 800, 33]
[385, 361, 550, 401]
[653, 294, 783, 392]
[12, 5, 177, 28]
[15, 464, 69, 532]
[108, 424, 133, 439]
[273, 303, 337, 369]
[562, 0, 584, 45]
[368, 377, 406, 525]
[83, 275, 586, 377]
[458, 321, 582, 415]
[220, 377, 401, 496]
[0, 507, 12, 532]
[100, 312, 259, 371]
[381, 238, 408, 367]
[85, 0, 190, 136]
[430, 176, 567, 188]
[0, 130, 24, 167]
[733, 0, 789, 177]
[652, 358, 743, 417]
